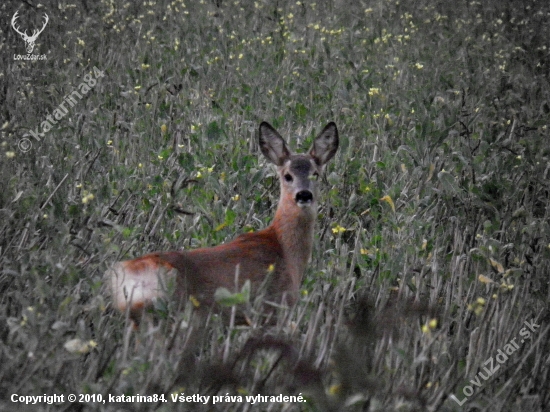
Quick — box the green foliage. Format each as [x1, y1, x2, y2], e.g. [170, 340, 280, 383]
[1, 0, 549, 411]
[214, 280, 251, 307]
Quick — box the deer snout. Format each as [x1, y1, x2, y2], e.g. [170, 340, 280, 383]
[295, 190, 313, 205]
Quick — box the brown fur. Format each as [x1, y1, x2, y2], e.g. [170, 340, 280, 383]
[106, 122, 338, 323]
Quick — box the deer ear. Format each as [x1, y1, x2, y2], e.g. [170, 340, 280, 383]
[310, 122, 339, 166]
[259, 122, 291, 166]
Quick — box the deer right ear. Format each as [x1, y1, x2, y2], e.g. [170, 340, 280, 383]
[259, 122, 291, 166]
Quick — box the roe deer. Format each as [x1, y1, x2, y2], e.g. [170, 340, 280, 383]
[106, 122, 339, 323]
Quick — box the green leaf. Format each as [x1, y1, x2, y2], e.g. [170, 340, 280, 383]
[206, 121, 221, 140]
[68, 204, 80, 217]
[121, 227, 133, 238]
[214, 280, 250, 307]
[295, 103, 307, 121]
[225, 208, 236, 225]
[178, 153, 195, 171]
[159, 148, 171, 159]
[438, 170, 460, 194]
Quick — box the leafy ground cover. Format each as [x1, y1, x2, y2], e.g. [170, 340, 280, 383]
[1, 0, 549, 410]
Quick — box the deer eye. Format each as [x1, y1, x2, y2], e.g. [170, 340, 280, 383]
[311, 172, 320, 180]
[284, 173, 293, 182]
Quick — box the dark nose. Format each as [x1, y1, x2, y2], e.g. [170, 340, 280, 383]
[295, 190, 313, 204]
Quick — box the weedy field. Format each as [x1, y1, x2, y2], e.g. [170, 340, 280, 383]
[1, 0, 549, 411]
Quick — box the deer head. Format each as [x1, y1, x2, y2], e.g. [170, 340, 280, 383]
[12, 11, 49, 54]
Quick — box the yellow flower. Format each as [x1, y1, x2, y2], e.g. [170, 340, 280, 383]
[500, 282, 514, 291]
[332, 224, 346, 234]
[81, 190, 94, 203]
[421, 239, 427, 250]
[189, 295, 200, 308]
[380, 195, 395, 212]
[82, 193, 94, 204]
[478, 274, 495, 284]
[160, 124, 167, 134]
[368, 87, 380, 96]
[468, 297, 486, 316]
[328, 384, 342, 395]
[64, 338, 96, 354]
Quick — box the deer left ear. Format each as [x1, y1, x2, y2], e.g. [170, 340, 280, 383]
[310, 122, 339, 166]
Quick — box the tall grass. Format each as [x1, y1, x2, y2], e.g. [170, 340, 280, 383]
[1, 0, 549, 411]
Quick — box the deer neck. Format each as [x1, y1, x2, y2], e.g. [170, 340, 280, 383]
[271, 201, 316, 287]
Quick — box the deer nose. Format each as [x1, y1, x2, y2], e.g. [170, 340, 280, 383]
[295, 190, 313, 204]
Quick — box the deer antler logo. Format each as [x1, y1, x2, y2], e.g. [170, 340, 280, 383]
[11, 11, 49, 54]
